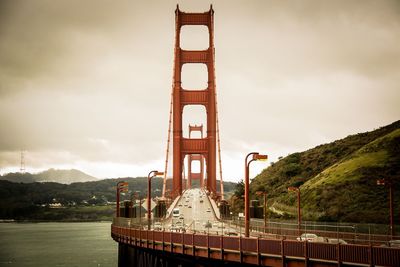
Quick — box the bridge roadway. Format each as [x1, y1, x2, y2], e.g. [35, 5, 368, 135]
[161, 188, 237, 235]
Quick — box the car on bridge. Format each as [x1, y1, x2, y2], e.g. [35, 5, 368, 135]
[172, 208, 180, 218]
[297, 233, 327, 243]
[224, 229, 238, 236]
[381, 240, 400, 248]
[389, 240, 400, 248]
[153, 222, 163, 231]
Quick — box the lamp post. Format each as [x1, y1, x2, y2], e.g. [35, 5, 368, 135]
[245, 152, 268, 237]
[377, 178, 394, 237]
[256, 191, 267, 233]
[139, 198, 142, 226]
[116, 181, 129, 217]
[131, 191, 140, 219]
[288, 186, 301, 235]
[147, 170, 164, 230]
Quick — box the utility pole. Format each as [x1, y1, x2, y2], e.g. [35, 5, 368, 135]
[20, 150, 25, 173]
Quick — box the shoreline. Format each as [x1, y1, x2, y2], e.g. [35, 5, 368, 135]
[0, 219, 112, 223]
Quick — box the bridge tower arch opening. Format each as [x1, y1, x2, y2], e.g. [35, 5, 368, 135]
[186, 124, 205, 189]
[172, 5, 217, 197]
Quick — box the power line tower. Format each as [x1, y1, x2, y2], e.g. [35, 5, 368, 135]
[20, 150, 26, 173]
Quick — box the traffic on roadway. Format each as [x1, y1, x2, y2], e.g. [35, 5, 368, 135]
[154, 188, 238, 236]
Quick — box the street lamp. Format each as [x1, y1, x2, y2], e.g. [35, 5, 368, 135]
[256, 191, 267, 233]
[147, 170, 164, 230]
[288, 186, 301, 235]
[131, 191, 140, 219]
[116, 181, 129, 217]
[245, 152, 268, 237]
[377, 178, 394, 237]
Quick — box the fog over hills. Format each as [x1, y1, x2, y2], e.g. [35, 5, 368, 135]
[0, 168, 98, 184]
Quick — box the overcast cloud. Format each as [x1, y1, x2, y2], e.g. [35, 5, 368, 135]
[0, 0, 399, 181]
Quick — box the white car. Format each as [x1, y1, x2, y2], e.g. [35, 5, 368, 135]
[389, 240, 400, 248]
[172, 208, 180, 218]
[297, 233, 319, 242]
[153, 222, 162, 231]
[381, 240, 400, 248]
[224, 229, 238, 236]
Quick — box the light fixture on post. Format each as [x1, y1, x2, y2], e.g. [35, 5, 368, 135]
[377, 178, 394, 237]
[116, 181, 129, 217]
[147, 170, 164, 230]
[244, 152, 268, 237]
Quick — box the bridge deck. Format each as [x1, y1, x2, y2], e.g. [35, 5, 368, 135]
[111, 224, 400, 266]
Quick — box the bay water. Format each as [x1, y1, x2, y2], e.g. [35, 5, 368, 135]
[0, 222, 117, 267]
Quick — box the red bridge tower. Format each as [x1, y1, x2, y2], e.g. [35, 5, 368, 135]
[172, 5, 217, 196]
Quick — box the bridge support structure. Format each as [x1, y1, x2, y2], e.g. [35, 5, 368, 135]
[172, 5, 217, 197]
[112, 225, 400, 267]
[187, 124, 205, 189]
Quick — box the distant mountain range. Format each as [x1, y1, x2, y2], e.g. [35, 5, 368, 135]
[0, 169, 98, 184]
[250, 120, 400, 223]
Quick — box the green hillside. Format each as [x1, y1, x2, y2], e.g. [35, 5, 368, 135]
[0, 176, 236, 221]
[249, 120, 400, 223]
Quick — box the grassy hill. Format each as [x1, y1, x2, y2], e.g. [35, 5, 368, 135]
[249, 120, 400, 223]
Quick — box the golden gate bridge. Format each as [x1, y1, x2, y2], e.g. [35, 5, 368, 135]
[111, 5, 400, 267]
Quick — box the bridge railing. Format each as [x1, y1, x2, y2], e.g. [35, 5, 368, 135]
[111, 223, 400, 266]
[224, 218, 400, 245]
[246, 223, 400, 245]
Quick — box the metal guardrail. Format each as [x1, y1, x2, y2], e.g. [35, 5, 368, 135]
[111, 223, 400, 266]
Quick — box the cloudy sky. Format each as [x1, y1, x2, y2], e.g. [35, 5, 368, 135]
[1, 0, 399, 182]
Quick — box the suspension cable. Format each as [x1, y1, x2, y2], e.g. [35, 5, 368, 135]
[212, 46, 224, 200]
[162, 87, 173, 198]
[216, 90, 224, 200]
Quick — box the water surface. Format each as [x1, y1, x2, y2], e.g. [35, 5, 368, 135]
[0, 222, 117, 267]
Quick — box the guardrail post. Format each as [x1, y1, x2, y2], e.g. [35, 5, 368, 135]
[139, 228, 142, 247]
[337, 243, 341, 267]
[146, 230, 149, 248]
[170, 231, 173, 253]
[239, 236, 243, 263]
[152, 230, 155, 250]
[221, 235, 224, 261]
[182, 231, 185, 254]
[257, 237, 261, 266]
[281, 238, 285, 267]
[162, 230, 165, 252]
[304, 241, 308, 267]
[134, 229, 137, 246]
[207, 233, 210, 259]
[192, 233, 196, 257]
[130, 228, 133, 245]
[368, 244, 373, 267]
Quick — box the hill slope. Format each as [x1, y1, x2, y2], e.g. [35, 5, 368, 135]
[0, 169, 97, 184]
[250, 120, 400, 223]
